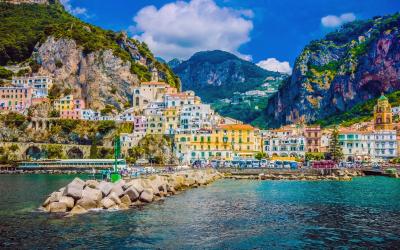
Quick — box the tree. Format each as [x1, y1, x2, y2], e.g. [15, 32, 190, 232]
[90, 137, 98, 159]
[305, 152, 325, 161]
[44, 145, 64, 159]
[328, 126, 344, 162]
[255, 152, 268, 160]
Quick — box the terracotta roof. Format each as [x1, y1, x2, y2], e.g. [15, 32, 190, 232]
[141, 82, 166, 86]
[166, 93, 191, 98]
[219, 124, 255, 130]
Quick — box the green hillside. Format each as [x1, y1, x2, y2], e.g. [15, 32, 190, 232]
[0, 2, 179, 88]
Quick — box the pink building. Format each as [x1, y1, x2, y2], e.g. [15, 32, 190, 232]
[134, 115, 147, 133]
[0, 86, 33, 112]
[59, 98, 86, 120]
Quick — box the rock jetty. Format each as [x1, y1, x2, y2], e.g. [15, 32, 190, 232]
[225, 169, 364, 181]
[41, 170, 222, 215]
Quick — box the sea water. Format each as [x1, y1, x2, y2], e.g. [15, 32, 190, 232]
[0, 174, 399, 249]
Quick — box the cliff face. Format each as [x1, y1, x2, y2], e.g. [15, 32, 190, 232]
[265, 14, 400, 128]
[0, 2, 180, 111]
[34, 37, 139, 110]
[171, 50, 281, 102]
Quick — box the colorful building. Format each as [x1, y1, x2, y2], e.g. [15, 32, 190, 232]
[0, 86, 33, 112]
[374, 94, 393, 130]
[175, 124, 261, 163]
[163, 107, 181, 135]
[12, 76, 52, 98]
[305, 125, 322, 152]
[54, 95, 85, 119]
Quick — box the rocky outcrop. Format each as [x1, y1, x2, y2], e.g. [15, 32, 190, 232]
[41, 170, 222, 215]
[34, 37, 139, 110]
[265, 14, 400, 127]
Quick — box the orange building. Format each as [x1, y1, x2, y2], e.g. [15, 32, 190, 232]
[0, 86, 33, 112]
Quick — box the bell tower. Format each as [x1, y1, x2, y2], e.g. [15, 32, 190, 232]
[151, 67, 159, 82]
[374, 93, 393, 130]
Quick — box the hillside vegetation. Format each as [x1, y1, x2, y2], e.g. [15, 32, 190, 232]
[315, 91, 400, 127]
[0, 2, 179, 88]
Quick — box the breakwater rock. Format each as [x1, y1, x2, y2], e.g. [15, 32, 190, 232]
[41, 170, 222, 215]
[224, 169, 364, 181]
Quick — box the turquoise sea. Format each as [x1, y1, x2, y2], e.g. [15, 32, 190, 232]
[0, 174, 399, 249]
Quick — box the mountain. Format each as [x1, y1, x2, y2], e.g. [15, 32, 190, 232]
[265, 13, 400, 128]
[0, 1, 179, 111]
[170, 50, 283, 102]
[167, 58, 182, 69]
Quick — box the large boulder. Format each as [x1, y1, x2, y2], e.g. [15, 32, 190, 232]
[76, 197, 98, 210]
[141, 179, 160, 196]
[107, 192, 121, 205]
[111, 184, 124, 197]
[120, 194, 132, 206]
[97, 181, 113, 196]
[63, 178, 85, 200]
[82, 187, 103, 202]
[124, 187, 139, 202]
[70, 205, 87, 215]
[43, 191, 62, 207]
[101, 197, 116, 209]
[49, 202, 67, 213]
[123, 179, 144, 193]
[139, 188, 154, 203]
[59, 196, 75, 209]
[85, 180, 99, 189]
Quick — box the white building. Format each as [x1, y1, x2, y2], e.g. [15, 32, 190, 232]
[391, 106, 400, 116]
[12, 76, 52, 98]
[80, 109, 97, 120]
[164, 91, 196, 108]
[120, 131, 146, 155]
[179, 104, 214, 134]
[264, 135, 306, 158]
[372, 130, 397, 161]
[338, 130, 397, 162]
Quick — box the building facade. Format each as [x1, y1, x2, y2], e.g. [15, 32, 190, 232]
[0, 86, 33, 112]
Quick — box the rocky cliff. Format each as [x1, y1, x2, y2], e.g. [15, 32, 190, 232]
[171, 50, 282, 102]
[265, 14, 400, 128]
[34, 36, 139, 110]
[0, 2, 179, 111]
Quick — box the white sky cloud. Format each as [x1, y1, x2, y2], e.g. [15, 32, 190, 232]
[321, 13, 356, 28]
[130, 0, 253, 61]
[60, 0, 88, 16]
[257, 58, 292, 74]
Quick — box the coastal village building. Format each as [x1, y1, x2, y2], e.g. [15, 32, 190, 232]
[54, 95, 85, 120]
[12, 76, 52, 98]
[264, 135, 306, 158]
[120, 132, 146, 156]
[146, 113, 164, 135]
[305, 126, 322, 152]
[175, 124, 261, 163]
[164, 91, 196, 108]
[133, 116, 147, 134]
[338, 130, 372, 162]
[163, 107, 181, 135]
[179, 104, 214, 134]
[0, 86, 33, 112]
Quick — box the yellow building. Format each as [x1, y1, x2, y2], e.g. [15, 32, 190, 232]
[374, 94, 393, 130]
[54, 94, 74, 112]
[146, 114, 164, 134]
[175, 124, 261, 163]
[163, 107, 181, 135]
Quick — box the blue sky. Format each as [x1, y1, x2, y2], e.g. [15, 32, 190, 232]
[63, 0, 400, 73]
